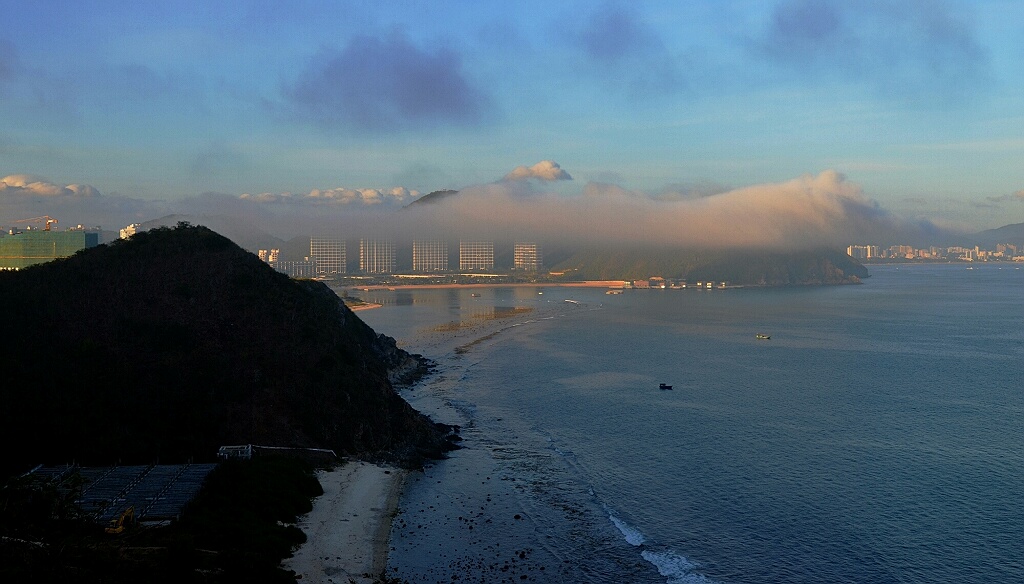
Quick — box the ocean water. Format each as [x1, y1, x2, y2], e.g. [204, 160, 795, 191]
[353, 264, 1024, 583]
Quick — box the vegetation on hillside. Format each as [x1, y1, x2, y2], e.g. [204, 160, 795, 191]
[0, 223, 453, 477]
[551, 246, 867, 284]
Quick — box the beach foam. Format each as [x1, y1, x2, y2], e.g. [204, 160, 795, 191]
[606, 509, 718, 584]
[607, 511, 646, 546]
[642, 549, 717, 584]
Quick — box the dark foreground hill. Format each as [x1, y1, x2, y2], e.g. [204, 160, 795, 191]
[0, 223, 453, 477]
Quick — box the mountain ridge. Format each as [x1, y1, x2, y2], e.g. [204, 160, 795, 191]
[0, 223, 453, 477]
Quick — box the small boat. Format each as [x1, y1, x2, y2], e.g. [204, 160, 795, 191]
[471, 293, 481, 297]
[659, 383, 673, 390]
[755, 333, 771, 340]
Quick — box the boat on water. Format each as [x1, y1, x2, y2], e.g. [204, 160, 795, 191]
[659, 383, 673, 390]
[755, 333, 771, 340]
[471, 293, 481, 297]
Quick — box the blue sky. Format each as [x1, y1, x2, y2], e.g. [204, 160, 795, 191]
[2, 1, 1024, 241]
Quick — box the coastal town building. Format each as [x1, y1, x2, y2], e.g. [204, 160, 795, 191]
[120, 223, 142, 239]
[311, 236, 346, 276]
[848, 243, 1024, 262]
[275, 258, 316, 278]
[413, 240, 448, 272]
[0, 229, 99, 270]
[513, 242, 542, 272]
[360, 239, 396, 274]
[459, 241, 494, 271]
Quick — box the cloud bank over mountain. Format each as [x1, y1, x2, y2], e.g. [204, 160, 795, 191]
[0, 166, 953, 249]
[398, 169, 927, 249]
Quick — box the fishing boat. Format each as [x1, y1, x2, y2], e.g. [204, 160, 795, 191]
[755, 333, 771, 340]
[659, 383, 673, 390]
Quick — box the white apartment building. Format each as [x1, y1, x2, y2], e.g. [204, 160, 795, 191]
[513, 242, 542, 271]
[459, 241, 494, 271]
[310, 236, 346, 275]
[413, 240, 448, 272]
[360, 238, 396, 274]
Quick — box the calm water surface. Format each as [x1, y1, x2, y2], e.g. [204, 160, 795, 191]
[355, 264, 1024, 583]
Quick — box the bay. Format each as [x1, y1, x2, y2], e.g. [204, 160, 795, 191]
[354, 264, 1024, 583]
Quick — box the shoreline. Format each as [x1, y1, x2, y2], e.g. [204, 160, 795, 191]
[282, 461, 408, 584]
[347, 280, 628, 291]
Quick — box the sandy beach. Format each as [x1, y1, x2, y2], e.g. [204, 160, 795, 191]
[283, 461, 408, 584]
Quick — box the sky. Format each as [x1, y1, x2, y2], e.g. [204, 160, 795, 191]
[2, 1, 1024, 246]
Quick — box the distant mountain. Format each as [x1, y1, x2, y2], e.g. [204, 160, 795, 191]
[0, 224, 453, 476]
[551, 247, 867, 285]
[969, 222, 1024, 248]
[405, 189, 459, 207]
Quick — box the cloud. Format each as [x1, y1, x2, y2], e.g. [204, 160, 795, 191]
[284, 31, 488, 132]
[1, 174, 98, 197]
[504, 160, 573, 182]
[399, 169, 937, 249]
[0, 175, 163, 229]
[238, 185, 421, 207]
[985, 190, 1024, 204]
[752, 0, 991, 105]
[566, 4, 686, 96]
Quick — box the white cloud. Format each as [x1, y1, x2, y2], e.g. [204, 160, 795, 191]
[238, 185, 421, 207]
[1, 174, 99, 197]
[503, 160, 573, 182]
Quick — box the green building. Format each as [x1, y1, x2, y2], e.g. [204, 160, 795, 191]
[0, 230, 99, 270]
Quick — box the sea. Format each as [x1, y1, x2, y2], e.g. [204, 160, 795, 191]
[350, 264, 1024, 584]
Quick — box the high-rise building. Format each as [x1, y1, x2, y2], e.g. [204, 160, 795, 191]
[413, 240, 448, 272]
[513, 242, 542, 272]
[360, 239, 396, 274]
[0, 230, 99, 270]
[310, 236, 346, 275]
[459, 241, 494, 271]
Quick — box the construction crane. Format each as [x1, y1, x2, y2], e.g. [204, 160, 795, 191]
[14, 216, 59, 231]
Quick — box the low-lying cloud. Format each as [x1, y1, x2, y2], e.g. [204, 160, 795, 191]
[399, 169, 917, 249]
[1, 170, 950, 250]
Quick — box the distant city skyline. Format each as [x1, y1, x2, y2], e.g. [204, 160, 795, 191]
[3, 2, 1024, 239]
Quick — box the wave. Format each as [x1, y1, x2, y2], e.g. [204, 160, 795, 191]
[608, 512, 646, 546]
[605, 509, 719, 584]
[641, 549, 717, 584]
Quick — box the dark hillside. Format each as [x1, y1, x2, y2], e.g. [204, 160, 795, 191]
[552, 246, 867, 284]
[0, 224, 451, 476]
